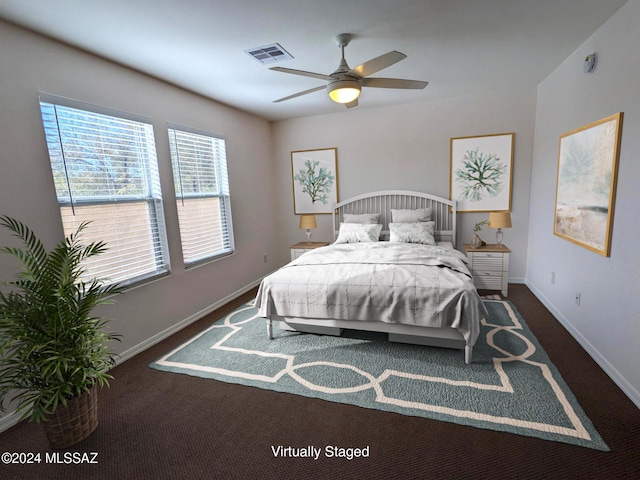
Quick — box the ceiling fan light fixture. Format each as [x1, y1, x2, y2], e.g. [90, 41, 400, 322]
[271, 33, 427, 107]
[327, 80, 361, 104]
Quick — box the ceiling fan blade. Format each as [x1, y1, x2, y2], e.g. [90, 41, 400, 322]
[345, 98, 358, 109]
[349, 51, 406, 78]
[361, 77, 428, 89]
[273, 85, 326, 103]
[269, 66, 334, 81]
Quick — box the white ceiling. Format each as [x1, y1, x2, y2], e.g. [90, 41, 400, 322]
[0, 0, 628, 121]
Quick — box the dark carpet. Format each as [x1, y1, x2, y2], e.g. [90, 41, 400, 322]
[1, 284, 639, 479]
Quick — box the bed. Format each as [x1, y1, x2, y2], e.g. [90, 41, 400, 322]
[254, 190, 487, 363]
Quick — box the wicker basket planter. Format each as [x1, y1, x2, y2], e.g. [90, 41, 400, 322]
[42, 385, 99, 449]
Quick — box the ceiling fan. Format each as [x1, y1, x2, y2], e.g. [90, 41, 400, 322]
[270, 33, 428, 108]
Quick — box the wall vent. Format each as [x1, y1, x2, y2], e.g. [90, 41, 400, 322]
[245, 43, 293, 65]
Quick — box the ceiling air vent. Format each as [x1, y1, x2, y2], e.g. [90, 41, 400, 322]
[245, 43, 293, 65]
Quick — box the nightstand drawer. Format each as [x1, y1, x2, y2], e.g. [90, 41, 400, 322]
[290, 242, 330, 261]
[291, 249, 307, 260]
[472, 254, 503, 271]
[473, 272, 504, 290]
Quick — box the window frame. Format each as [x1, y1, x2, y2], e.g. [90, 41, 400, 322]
[167, 123, 235, 268]
[38, 93, 170, 288]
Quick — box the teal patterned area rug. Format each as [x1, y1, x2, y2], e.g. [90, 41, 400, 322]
[149, 300, 608, 451]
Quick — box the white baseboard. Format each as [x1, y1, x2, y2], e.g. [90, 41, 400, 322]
[526, 281, 640, 409]
[0, 278, 262, 433]
[115, 278, 262, 365]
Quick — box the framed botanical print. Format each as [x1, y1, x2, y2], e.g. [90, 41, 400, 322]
[554, 112, 623, 256]
[291, 148, 338, 214]
[450, 133, 514, 212]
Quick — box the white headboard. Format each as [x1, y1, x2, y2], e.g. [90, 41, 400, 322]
[332, 190, 457, 247]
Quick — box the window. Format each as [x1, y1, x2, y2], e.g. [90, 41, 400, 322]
[168, 125, 234, 265]
[39, 94, 169, 286]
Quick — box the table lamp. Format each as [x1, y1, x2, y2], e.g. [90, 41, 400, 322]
[299, 214, 317, 242]
[488, 211, 511, 247]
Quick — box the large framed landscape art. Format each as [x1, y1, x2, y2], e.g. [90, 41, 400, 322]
[554, 112, 623, 257]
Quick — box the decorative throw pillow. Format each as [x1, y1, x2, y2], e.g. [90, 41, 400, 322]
[389, 221, 436, 245]
[391, 208, 432, 223]
[342, 213, 380, 224]
[335, 223, 383, 243]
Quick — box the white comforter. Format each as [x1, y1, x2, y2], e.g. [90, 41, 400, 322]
[255, 242, 486, 346]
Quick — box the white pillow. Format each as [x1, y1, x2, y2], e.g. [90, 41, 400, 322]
[389, 222, 436, 245]
[335, 223, 383, 243]
[391, 208, 432, 223]
[342, 213, 380, 224]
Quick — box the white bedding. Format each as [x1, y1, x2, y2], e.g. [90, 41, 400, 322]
[255, 242, 486, 346]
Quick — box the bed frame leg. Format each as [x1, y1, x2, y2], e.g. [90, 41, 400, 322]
[465, 345, 472, 364]
[267, 318, 273, 339]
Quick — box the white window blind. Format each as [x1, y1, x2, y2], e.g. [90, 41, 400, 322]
[39, 94, 169, 286]
[168, 125, 234, 265]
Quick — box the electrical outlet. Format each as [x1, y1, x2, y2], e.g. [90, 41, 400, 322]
[575, 292, 581, 306]
[551, 271, 556, 284]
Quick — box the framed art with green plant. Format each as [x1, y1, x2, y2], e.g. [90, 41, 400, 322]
[450, 133, 514, 212]
[291, 147, 338, 214]
[0, 216, 122, 448]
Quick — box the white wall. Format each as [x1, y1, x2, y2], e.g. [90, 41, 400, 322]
[271, 89, 536, 280]
[0, 20, 278, 414]
[527, 0, 640, 406]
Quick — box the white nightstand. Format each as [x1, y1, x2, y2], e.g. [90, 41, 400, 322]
[290, 241, 330, 261]
[464, 244, 511, 297]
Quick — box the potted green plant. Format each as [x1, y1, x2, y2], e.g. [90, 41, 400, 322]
[0, 216, 122, 449]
